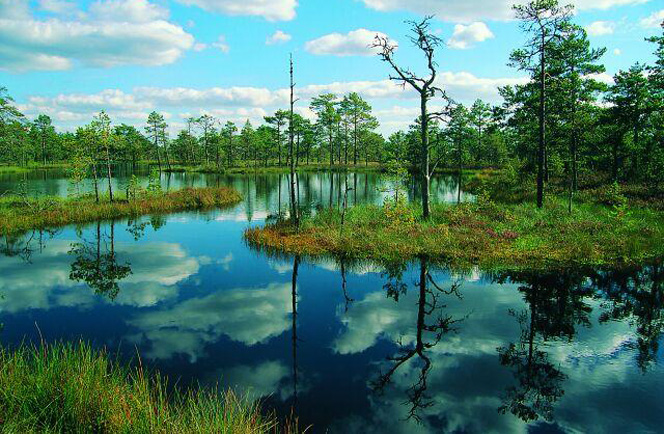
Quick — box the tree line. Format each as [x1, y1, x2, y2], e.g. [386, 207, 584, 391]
[1, 0, 662, 212]
[0, 89, 386, 170]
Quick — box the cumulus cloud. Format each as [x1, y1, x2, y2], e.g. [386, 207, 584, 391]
[0, 239, 201, 313]
[448, 22, 494, 49]
[38, 0, 77, 14]
[361, 0, 649, 22]
[640, 10, 664, 28]
[174, 0, 297, 21]
[193, 42, 208, 51]
[19, 72, 527, 136]
[0, 0, 30, 19]
[212, 35, 230, 53]
[134, 86, 285, 107]
[217, 360, 292, 400]
[89, 0, 169, 22]
[266, 30, 292, 45]
[0, 0, 194, 72]
[585, 20, 615, 36]
[127, 282, 293, 361]
[305, 29, 394, 57]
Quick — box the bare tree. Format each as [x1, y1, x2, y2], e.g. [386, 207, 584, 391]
[373, 17, 453, 219]
[288, 54, 299, 226]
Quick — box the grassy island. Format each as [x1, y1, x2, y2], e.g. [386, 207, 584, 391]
[0, 187, 242, 237]
[245, 197, 664, 270]
[0, 342, 276, 433]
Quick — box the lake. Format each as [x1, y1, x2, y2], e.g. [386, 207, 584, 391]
[0, 169, 662, 433]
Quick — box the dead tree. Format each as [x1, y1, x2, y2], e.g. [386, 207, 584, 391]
[373, 17, 453, 219]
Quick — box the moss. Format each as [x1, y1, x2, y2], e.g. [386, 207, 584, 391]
[245, 199, 664, 270]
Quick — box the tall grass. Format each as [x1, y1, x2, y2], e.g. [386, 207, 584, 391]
[0, 341, 275, 433]
[0, 187, 242, 237]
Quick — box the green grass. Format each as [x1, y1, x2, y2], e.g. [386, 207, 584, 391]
[0, 187, 242, 237]
[245, 198, 664, 270]
[0, 341, 277, 433]
[0, 163, 75, 173]
[164, 162, 384, 175]
[0, 165, 30, 174]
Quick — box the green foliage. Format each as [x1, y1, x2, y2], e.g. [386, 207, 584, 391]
[0, 341, 275, 433]
[146, 168, 162, 194]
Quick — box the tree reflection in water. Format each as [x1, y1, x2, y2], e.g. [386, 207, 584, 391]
[371, 256, 464, 422]
[591, 261, 664, 373]
[494, 269, 594, 423]
[1, 228, 61, 262]
[68, 221, 131, 300]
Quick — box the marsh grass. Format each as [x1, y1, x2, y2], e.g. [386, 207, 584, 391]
[0, 187, 242, 237]
[245, 198, 664, 269]
[164, 162, 384, 175]
[0, 341, 275, 433]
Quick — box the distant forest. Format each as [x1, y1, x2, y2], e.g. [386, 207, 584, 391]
[1, 3, 662, 189]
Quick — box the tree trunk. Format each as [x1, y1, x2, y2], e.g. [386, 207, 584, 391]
[420, 91, 431, 219]
[92, 163, 99, 203]
[536, 34, 546, 209]
[288, 54, 299, 226]
[105, 144, 113, 202]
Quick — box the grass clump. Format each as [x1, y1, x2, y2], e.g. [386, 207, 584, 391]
[245, 197, 664, 270]
[0, 187, 242, 237]
[0, 341, 274, 433]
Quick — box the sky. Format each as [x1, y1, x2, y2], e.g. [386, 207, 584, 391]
[0, 0, 662, 136]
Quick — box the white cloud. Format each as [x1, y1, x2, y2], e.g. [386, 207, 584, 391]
[89, 0, 169, 23]
[266, 30, 292, 45]
[174, 0, 297, 21]
[193, 42, 208, 52]
[128, 282, 293, 361]
[20, 71, 528, 136]
[588, 72, 615, 85]
[614, 48, 622, 55]
[29, 89, 151, 112]
[0, 239, 200, 313]
[305, 29, 394, 57]
[640, 10, 664, 28]
[135, 86, 285, 107]
[212, 35, 230, 53]
[585, 20, 615, 36]
[38, 0, 77, 14]
[361, 0, 649, 22]
[0, 0, 194, 72]
[448, 22, 494, 49]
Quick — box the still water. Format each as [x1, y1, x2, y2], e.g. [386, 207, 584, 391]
[0, 170, 662, 433]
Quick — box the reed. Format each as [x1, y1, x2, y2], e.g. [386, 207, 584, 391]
[0, 341, 275, 433]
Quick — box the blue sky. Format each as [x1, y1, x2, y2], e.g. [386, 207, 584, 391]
[0, 0, 662, 135]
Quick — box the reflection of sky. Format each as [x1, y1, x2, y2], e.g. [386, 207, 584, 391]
[0, 205, 662, 432]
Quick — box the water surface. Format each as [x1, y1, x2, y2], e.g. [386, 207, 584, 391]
[0, 169, 661, 433]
